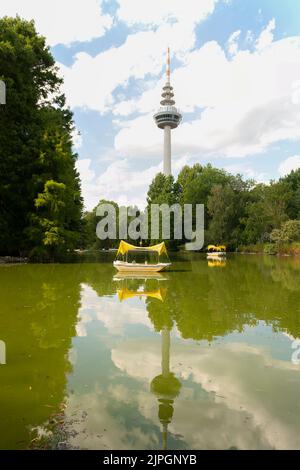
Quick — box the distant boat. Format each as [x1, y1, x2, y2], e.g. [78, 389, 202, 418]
[113, 240, 171, 273]
[207, 244, 227, 258]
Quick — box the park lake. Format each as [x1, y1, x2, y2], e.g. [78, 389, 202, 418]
[0, 253, 300, 450]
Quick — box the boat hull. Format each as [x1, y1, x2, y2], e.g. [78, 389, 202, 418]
[207, 252, 226, 258]
[113, 261, 171, 273]
[113, 272, 168, 281]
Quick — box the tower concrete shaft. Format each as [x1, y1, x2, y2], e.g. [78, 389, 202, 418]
[154, 48, 182, 176]
[163, 126, 171, 176]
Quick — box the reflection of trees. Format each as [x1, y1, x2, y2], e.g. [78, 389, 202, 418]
[146, 255, 300, 341]
[82, 262, 116, 297]
[0, 264, 81, 449]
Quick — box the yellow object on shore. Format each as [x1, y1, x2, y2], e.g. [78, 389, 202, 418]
[117, 240, 168, 256]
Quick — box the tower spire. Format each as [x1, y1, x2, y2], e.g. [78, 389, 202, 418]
[166, 47, 170, 84]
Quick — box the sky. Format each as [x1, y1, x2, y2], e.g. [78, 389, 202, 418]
[1, 0, 300, 210]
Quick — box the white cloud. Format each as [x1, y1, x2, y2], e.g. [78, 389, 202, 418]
[96, 159, 162, 208]
[59, 17, 206, 114]
[76, 158, 100, 210]
[278, 155, 300, 176]
[76, 311, 93, 337]
[76, 154, 190, 210]
[0, 0, 112, 46]
[292, 80, 300, 104]
[224, 163, 268, 183]
[77, 283, 153, 336]
[116, 0, 218, 27]
[245, 30, 254, 45]
[76, 159, 96, 183]
[98, 155, 190, 208]
[71, 129, 83, 150]
[114, 27, 300, 159]
[58, 1, 220, 114]
[256, 18, 276, 50]
[227, 30, 241, 56]
[76, 156, 160, 209]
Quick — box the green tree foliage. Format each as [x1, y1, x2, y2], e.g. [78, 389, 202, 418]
[178, 164, 230, 219]
[242, 181, 292, 244]
[82, 199, 119, 250]
[144, 163, 299, 251]
[270, 220, 300, 244]
[280, 169, 300, 220]
[147, 172, 181, 249]
[147, 173, 179, 206]
[0, 17, 82, 258]
[207, 184, 236, 246]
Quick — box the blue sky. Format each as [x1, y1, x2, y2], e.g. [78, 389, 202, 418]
[1, 0, 300, 209]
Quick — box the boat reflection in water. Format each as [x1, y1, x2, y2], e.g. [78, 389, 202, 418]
[113, 272, 168, 302]
[113, 272, 181, 450]
[207, 258, 227, 268]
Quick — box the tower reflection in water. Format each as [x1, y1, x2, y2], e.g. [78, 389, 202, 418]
[113, 272, 181, 450]
[151, 325, 181, 450]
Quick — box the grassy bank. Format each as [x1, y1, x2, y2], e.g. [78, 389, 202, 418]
[237, 242, 300, 256]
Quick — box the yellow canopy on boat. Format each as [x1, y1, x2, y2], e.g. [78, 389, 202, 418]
[217, 245, 226, 251]
[207, 244, 217, 251]
[117, 240, 168, 256]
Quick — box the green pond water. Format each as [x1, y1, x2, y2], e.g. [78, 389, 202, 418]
[1, 253, 300, 450]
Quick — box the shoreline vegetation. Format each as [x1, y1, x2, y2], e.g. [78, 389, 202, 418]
[1, 18, 300, 262]
[0, 256, 29, 264]
[237, 242, 300, 257]
[2, 242, 300, 265]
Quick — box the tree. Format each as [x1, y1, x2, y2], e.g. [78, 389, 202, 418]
[177, 163, 202, 204]
[270, 220, 300, 244]
[243, 181, 291, 244]
[0, 17, 83, 257]
[207, 184, 236, 245]
[147, 173, 180, 248]
[82, 199, 120, 250]
[147, 173, 179, 206]
[280, 169, 300, 220]
[178, 164, 233, 232]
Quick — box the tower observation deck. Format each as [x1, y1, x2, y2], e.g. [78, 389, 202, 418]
[153, 48, 182, 176]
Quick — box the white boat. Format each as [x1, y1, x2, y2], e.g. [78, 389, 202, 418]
[113, 241, 171, 273]
[113, 260, 171, 273]
[207, 252, 226, 258]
